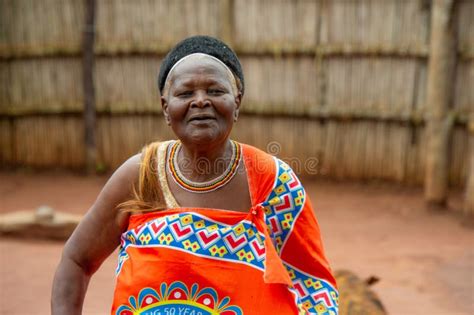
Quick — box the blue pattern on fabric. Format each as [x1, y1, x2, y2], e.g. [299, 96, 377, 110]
[286, 263, 339, 315]
[261, 159, 306, 253]
[261, 158, 339, 315]
[116, 212, 266, 275]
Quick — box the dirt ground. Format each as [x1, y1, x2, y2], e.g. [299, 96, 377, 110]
[0, 170, 472, 315]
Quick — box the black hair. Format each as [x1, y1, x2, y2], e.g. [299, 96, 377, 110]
[158, 35, 245, 96]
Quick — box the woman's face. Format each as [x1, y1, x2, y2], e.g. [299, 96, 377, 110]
[161, 58, 241, 147]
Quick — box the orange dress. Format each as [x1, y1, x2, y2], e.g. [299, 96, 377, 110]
[111, 141, 339, 315]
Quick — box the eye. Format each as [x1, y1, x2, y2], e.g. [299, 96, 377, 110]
[208, 89, 225, 96]
[176, 90, 193, 98]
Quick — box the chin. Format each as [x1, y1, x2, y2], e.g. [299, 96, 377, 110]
[186, 130, 225, 146]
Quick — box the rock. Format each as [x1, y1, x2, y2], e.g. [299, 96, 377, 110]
[335, 270, 387, 315]
[35, 205, 55, 223]
[0, 210, 81, 241]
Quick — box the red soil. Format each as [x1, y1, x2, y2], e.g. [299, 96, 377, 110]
[0, 171, 472, 315]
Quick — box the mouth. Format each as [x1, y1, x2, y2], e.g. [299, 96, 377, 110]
[188, 114, 216, 122]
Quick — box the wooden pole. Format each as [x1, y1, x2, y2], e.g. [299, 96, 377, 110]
[218, 0, 234, 45]
[83, 0, 97, 173]
[465, 116, 474, 220]
[424, 0, 457, 210]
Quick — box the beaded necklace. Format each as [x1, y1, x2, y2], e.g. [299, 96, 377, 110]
[168, 140, 241, 193]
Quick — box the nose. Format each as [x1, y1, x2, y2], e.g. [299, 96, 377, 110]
[190, 90, 211, 108]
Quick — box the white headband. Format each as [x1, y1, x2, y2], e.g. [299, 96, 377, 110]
[162, 53, 238, 97]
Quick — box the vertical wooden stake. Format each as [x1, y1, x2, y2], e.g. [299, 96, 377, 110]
[424, 0, 457, 210]
[465, 116, 474, 220]
[218, 0, 234, 46]
[83, 0, 97, 173]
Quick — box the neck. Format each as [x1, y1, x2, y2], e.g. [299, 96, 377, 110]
[178, 139, 234, 180]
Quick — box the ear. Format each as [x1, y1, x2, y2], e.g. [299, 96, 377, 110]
[161, 96, 171, 126]
[233, 92, 242, 122]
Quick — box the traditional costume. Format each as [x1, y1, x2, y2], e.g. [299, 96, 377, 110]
[111, 141, 338, 315]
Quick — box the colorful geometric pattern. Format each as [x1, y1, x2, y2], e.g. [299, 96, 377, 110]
[261, 158, 306, 254]
[115, 249, 129, 275]
[116, 212, 266, 275]
[286, 263, 339, 315]
[115, 156, 339, 314]
[261, 158, 339, 315]
[116, 281, 243, 315]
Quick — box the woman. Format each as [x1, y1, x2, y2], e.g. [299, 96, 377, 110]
[52, 36, 338, 315]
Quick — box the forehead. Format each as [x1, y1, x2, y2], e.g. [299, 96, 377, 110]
[168, 57, 232, 86]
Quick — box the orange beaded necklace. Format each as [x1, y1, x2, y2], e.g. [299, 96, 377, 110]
[168, 140, 241, 193]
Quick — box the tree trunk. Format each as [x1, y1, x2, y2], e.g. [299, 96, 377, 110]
[424, 0, 457, 210]
[83, 0, 97, 174]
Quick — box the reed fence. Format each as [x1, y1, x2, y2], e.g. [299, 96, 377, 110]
[0, 1, 472, 207]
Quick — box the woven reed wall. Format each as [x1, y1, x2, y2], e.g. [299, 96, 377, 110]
[0, 0, 472, 187]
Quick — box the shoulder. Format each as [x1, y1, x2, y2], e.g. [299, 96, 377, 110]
[253, 153, 306, 208]
[106, 139, 163, 192]
[269, 158, 305, 194]
[239, 142, 303, 204]
[240, 142, 277, 174]
[239, 142, 273, 159]
[104, 153, 142, 195]
[239, 142, 302, 183]
[120, 140, 170, 189]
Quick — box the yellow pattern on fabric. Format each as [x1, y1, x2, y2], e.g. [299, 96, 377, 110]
[275, 184, 287, 194]
[127, 234, 136, 244]
[158, 233, 173, 245]
[304, 278, 323, 290]
[233, 223, 245, 236]
[268, 196, 281, 206]
[206, 224, 219, 232]
[221, 227, 231, 234]
[295, 190, 304, 206]
[288, 269, 296, 279]
[237, 249, 255, 262]
[246, 228, 255, 237]
[279, 172, 291, 183]
[193, 220, 205, 229]
[183, 240, 201, 252]
[209, 245, 228, 257]
[281, 213, 294, 229]
[315, 303, 328, 313]
[303, 301, 313, 310]
[180, 214, 193, 225]
[139, 233, 152, 245]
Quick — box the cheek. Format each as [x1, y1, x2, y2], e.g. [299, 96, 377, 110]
[167, 100, 187, 121]
[217, 98, 237, 119]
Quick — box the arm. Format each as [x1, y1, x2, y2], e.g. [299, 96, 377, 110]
[51, 154, 141, 315]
